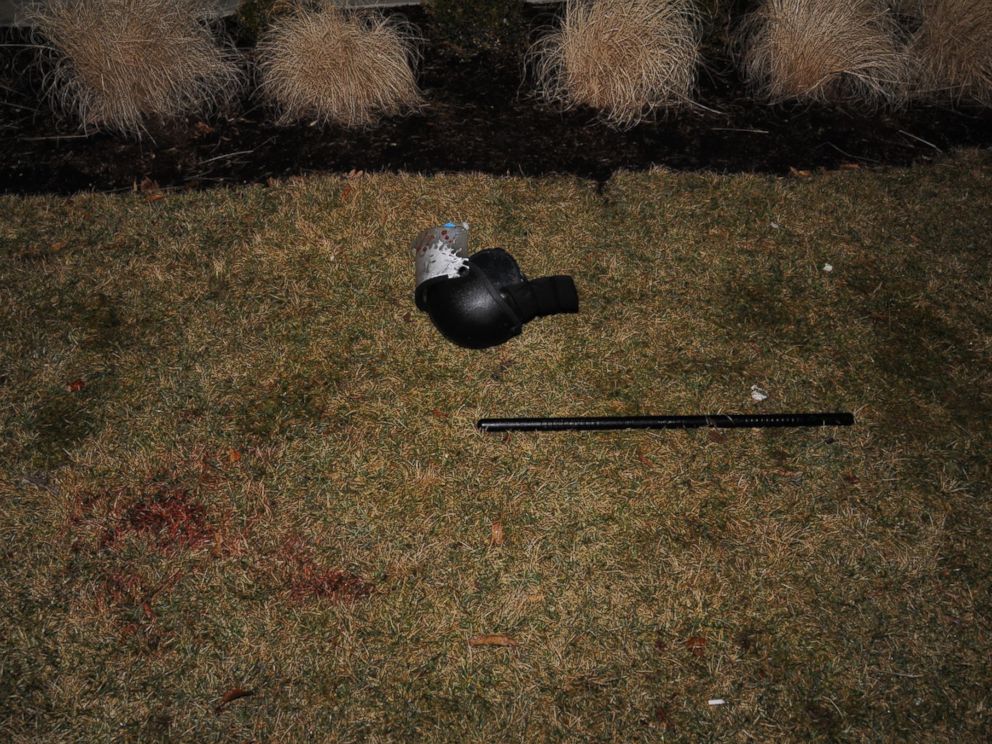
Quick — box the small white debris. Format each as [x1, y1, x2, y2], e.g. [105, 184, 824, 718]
[751, 385, 769, 402]
[708, 699, 726, 706]
[770, 222, 781, 229]
[823, 263, 833, 272]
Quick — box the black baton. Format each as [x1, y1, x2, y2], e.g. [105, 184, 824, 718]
[477, 412, 854, 433]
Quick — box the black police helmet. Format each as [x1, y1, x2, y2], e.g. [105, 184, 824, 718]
[413, 225, 579, 349]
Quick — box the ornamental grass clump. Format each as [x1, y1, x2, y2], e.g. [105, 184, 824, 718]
[740, 0, 911, 107]
[257, 6, 423, 128]
[909, 0, 992, 105]
[888, 0, 924, 18]
[529, 0, 702, 130]
[31, 0, 244, 136]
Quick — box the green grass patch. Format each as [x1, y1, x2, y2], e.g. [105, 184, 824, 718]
[1, 154, 991, 741]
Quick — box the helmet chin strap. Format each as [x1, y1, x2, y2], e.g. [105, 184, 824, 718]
[501, 276, 579, 324]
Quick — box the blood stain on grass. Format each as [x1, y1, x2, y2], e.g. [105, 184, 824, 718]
[97, 570, 144, 612]
[291, 566, 374, 603]
[67, 454, 230, 556]
[57, 453, 240, 650]
[279, 534, 375, 603]
[90, 478, 219, 557]
[107, 484, 216, 553]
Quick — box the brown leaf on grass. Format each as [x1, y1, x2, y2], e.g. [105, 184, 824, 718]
[490, 520, 504, 546]
[214, 687, 254, 714]
[707, 429, 727, 443]
[139, 177, 164, 202]
[774, 468, 802, 478]
[685, 636, 707, 657]
[431, 408, 449, 420]
[50, 241, 67, 252]
[227, 449, 241, 464]
[843, 472, 860, 485]
[654, 704, 672, 728]
[193, 121, 215, 136]
[789, 167, 812, 177]
[468, 634, 518, 647]
[340, 183, 353, 202]
[66, 378, 85, 392]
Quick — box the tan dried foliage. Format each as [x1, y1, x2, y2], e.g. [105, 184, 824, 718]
[529, 0, 701, 129]
[910, 0, 992, 105]
[741, 0, 911, 106]
[31, 0, 244, 136]
[257, 5, 423, 128]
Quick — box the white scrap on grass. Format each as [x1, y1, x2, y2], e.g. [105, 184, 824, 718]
[751, 385, 769, 402]
[823, 263, 834, 272]
[770, 222, 781, 229]
[708, 699, 726, 706]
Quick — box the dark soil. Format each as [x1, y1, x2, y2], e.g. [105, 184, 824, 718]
[2, 6, 991, 195]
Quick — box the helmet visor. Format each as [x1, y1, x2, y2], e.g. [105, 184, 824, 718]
[413, 223, 470, 289]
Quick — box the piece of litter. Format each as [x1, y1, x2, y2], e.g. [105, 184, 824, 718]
[708, 699, 726, 706]
[823, 263, 833, 272]
[751, 385, 769, 402]
[770, 222, 781, 229]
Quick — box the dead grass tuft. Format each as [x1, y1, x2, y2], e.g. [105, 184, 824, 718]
[30, 0, 244, 136]
[528, 0, 701, 129]
[257, 5, 423, 128]
[909, 0, 992, 105]
[740, 0, 911, 106]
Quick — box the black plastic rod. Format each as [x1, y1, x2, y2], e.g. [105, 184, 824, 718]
[477, 412, 854, 433]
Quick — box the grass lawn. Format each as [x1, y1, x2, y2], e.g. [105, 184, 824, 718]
[1, 153, 990, 741]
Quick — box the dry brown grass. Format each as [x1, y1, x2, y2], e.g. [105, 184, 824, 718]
[890, 0, 924, 17]
[910, 0, 992, 105]
[30, 0, 244, 137]
[740, 0, 911, 106]
[1, 154, 991, 740]
[257, 5, 423, 128]
[528, 0, 701, 130]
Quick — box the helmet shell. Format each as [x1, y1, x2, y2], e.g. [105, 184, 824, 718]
[420, 249, 527, 349]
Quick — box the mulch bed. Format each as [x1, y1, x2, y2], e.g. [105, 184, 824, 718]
[2, 6, 990, 195]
